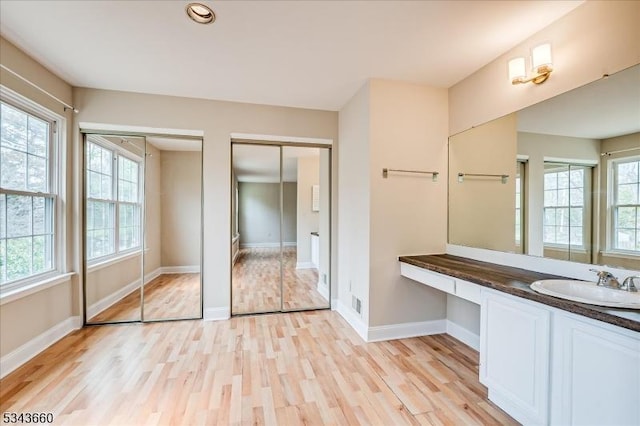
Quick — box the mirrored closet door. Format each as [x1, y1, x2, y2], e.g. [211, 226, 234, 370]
[83, 133, 202, 325]
[231, 142, 331, 316]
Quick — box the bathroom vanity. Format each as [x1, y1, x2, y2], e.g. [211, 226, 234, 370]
[399, 254, 640, 426]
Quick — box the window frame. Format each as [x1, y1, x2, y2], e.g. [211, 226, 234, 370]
[607, 155, 640, 256]
[84, 136, 143, 266]
[0, 86, 66, 293]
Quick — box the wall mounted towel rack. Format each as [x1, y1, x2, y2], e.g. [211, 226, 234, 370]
[382, 168, 439, 181]
[457, 173, 509, 184]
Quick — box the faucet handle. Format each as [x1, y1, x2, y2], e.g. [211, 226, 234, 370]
[621, 276, 639, 292]
[589, 269, 617, 286]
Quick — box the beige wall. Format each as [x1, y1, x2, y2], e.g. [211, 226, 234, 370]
[449, 1, 640, 136]
[518, 132, 599, 259]
[85, 255, 141, 310]
[160, 150, 202, 268]
[369, 79, 449, 327]
[0, 36, 77, 357]
[449, 113, 517, 252]
[73, 87, 338, 315]
[338, 81, 371, 324]
[598, 133, 640, 270]
[296, 156, 320, 265]
[238, 182, 296, 246]
[338, 79, 448, 328]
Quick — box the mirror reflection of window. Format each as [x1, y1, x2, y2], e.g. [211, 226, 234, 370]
[611, 157, 640, 253]
[543, 164, 585, 248]
[515, 161, 526, 253]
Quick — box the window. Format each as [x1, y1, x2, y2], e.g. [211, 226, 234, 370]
[85, 138, 141, 262]
[611, 157, 640, 253]
[0, 99, 58, 286]
[515, 161, 525, 250]
[543, 165, 585, 247]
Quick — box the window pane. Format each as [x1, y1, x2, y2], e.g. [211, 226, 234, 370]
[1, 147, 27, 190]
[569, 207, 583, 227]
[544, 190, 557, 207]
[6, 236, 32, 281]
[617, 161, 639, 184]
[569, 169, 584, 189]
[544, 208, 556, 226]
[557, 171, 569, 189]
[557, 208, 569, 226]
[101, 175, 112, 200]
[102, 149, 112, 175]
[557, 189, 569, 206]
[0, 194, 5, 238]
[118, 204, 140, 251]
[86, 201, 115, 260]
[27, 154, 47, 192]
[27, 115, 48, 157]
[616, 229, 636, 251]
[0, 239, 5, 283]
[617, 183, 638, 205]
[543, 226, 556, 244]
[6, 195, 32, 238]
[556, 226, 569, 244]
[544, 173, 557, 190]
[617, 207, 636, 229]
[0, 103, 27, 151]
[569, 227, 583, 246]
[569, 188, 583, 206]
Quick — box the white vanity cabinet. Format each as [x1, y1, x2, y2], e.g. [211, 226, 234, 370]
[550, 313, 640, 426]
[480, 289, 551, 425]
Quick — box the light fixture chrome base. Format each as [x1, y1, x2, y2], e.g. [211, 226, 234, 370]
[512, 65, 553, 85]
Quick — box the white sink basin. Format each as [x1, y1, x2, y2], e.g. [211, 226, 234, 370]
[530, 279, 640, 309]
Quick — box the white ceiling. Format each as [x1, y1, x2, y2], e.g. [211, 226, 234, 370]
[518, 64, 640, 139]
[233, 145, 320, 183]
[0, 1, 582, 111]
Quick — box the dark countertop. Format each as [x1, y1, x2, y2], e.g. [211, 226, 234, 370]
[399, 254, 640, 333]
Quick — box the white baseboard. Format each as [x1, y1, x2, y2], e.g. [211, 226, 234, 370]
[336, 299, 368, 342]
[0, 316, 81, 379]
[367, 319, 446, 342]
[446, 320, 480, 351]
[161, 265, 200, 274]
[296, 261, 317, 270]
[240, 242, 297, 249]
[204, 307, 230, 321]
[87, 278, 141, 319]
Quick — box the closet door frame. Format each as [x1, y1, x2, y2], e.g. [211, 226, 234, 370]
[230, 139, 332, 316]
[81, 131, 204, 326]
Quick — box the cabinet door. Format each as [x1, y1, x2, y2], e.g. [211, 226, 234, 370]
[480, 290, 550, 425]
[551, 314, 640, 426]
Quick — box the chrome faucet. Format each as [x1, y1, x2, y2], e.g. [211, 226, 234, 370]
[620, 276, 639, 292]
[589, 269, 621, 289]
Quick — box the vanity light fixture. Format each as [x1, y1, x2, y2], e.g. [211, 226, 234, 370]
[508, 42, 553, 85]
[186, 2, 215, 24]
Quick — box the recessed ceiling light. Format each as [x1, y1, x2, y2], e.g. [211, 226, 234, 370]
[186, 3, 215, 25]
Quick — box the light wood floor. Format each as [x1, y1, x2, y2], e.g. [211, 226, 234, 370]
[232, 247, 329, 315]
[89, 273, 201, 323]
[0, 311, 516, 425]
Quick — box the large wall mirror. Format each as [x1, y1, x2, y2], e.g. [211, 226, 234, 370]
[449, 63, 640, 270]
[83, 133, 203, 324]
[231, 142, 331, 315]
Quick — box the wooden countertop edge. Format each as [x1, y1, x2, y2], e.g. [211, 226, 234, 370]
[399, 254, 640, 333]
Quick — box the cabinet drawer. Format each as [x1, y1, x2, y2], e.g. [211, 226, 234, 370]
[400, 263, 456, 294]
[455, 279, 481, 304]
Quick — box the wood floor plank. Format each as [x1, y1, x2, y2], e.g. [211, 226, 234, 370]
[0, 311, 518, 425]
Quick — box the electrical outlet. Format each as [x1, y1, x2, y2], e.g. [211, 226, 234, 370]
[323, 273, 327, 284]
[356, 298, 362, 314]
